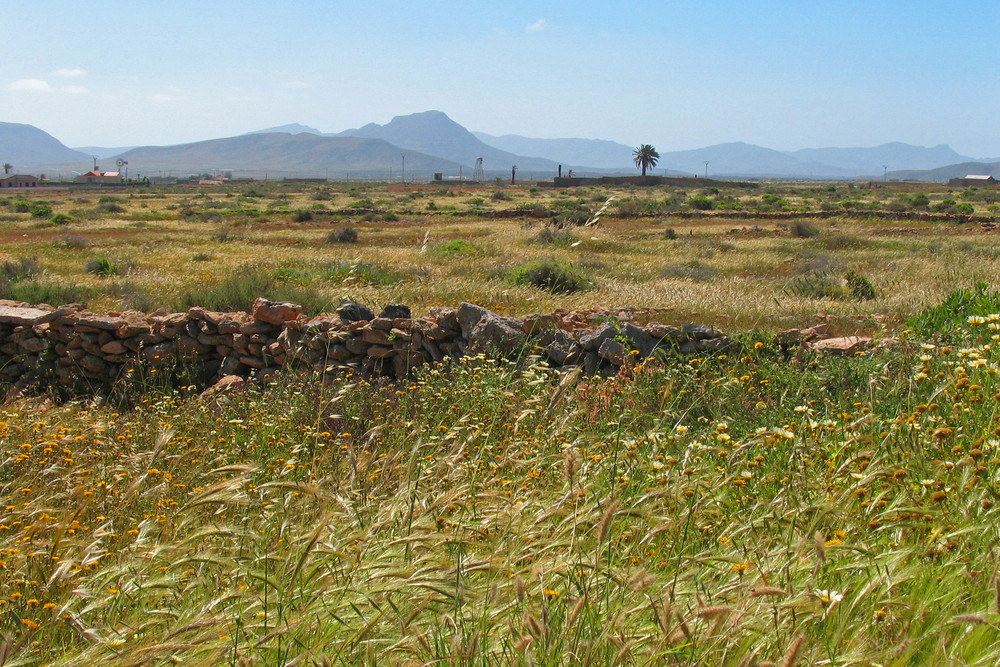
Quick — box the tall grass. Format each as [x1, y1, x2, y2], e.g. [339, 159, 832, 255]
[4, 311, 1000, 663]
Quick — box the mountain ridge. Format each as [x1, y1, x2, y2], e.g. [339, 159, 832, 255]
[5, 112, 995, 181]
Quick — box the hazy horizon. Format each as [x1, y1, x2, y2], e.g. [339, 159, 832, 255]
[4, 1, 999, 157]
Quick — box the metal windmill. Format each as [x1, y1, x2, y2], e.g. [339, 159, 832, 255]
[116, 158, 129, 182]
[472, 157, 484, 182]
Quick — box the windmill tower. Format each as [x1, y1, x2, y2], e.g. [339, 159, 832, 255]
[472, 157, 484, 182]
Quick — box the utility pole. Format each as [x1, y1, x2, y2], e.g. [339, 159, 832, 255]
[511, 164, 517, 185]
[401, 154, 405, 183]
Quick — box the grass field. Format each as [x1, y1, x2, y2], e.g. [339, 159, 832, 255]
[2, 180, 1000, 665]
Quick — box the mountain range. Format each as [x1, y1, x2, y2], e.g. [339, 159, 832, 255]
[3, 113, 998, 181]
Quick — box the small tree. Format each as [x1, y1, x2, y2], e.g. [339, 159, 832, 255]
[632, 145, 659, 177]
[3, 163, 11, 175]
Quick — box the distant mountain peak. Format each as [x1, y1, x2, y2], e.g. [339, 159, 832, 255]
[246, 123, 324, 136]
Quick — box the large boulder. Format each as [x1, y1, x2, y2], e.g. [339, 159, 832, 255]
[458, 303, 527, 356]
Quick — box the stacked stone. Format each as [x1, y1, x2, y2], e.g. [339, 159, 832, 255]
[0, 298, 737, 397]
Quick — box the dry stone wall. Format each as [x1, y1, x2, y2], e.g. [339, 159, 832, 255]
[0, 298, 735, 398]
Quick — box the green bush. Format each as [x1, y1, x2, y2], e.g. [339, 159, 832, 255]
[687, 195, 715, 211]
[292, 209, 313, 222]
[508, 257, 594, 294]
[50, 213, 73, 225]
[12, 200, 30, 213]
[845, 270, 877, 301]
[908, 282, 1000, 338]
[30, 204, 53, 218]
[85, 257, 120, 277]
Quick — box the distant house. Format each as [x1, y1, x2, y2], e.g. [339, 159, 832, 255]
[0, 174, 39, 187]
[949, 174, 998, 187]
[75, 170, 123, 184]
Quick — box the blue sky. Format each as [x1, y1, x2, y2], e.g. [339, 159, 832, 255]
[3, 1, 999, 156]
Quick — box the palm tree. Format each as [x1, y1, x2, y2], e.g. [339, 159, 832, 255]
[2, 163, 11, 175]
[632, 145, 659, 177]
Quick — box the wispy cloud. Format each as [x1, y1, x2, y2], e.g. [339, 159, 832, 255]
[284, 80, 309, 89]
[525, 19, 547, 33]
[8, 79, 53, 92]
[62, 85, 88, 95]
[53, 68, 86, 77]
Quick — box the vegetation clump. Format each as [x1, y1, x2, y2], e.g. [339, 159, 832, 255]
[509, 257, 594, 293]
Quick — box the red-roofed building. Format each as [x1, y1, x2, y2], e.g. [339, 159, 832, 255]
[75, 170, 122, 184]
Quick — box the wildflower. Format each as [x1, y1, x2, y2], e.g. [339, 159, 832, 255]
[816, 589, 844, 606]
[543, 588, 561, 599]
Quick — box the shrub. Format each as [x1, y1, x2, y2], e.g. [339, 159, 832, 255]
[96, 200, 125, 213]
[85, 257, 120, 277]
[909, 193, 930, 209]
[212, 229, 245, 243]
[12, 200, 30, 213]
[191, 252, 213, 262]
[56, 234, 89, 249]
[785, 272, 847, 300]
[2, 256, 41, 282]
[509, 257, 594, 294]
[327, 227, 359, 243]
[532, 226, 578, 246]
[50, 213, 73, 225]
[687, 195, 714, 211]
[845, 270, 877, 301]
[490, 190, 509, 201]
[30, 204, 53, 218]
[955, 202, 975, 215]
[552, 211, 590, 228]
[790, 221, 820, 238]
[292, 209, 313, 222]
[664, 227, 678, 240]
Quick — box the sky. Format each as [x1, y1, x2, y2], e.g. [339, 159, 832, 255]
[3, 1, 999, 157]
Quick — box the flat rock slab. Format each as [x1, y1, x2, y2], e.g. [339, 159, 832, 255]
[0, 304, 61, 326]
[808, 336, 872, 355]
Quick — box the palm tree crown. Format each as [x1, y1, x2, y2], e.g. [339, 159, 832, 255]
[632, 144, 659, 177]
